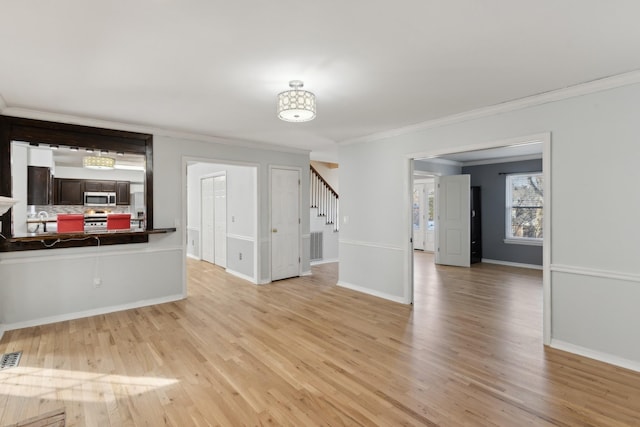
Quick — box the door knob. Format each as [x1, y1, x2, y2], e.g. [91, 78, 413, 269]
[272, 228, 278, 233]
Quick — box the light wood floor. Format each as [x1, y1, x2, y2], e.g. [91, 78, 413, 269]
[2, 252, 640, 426]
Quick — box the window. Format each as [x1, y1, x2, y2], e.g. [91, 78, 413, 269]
[505, 172, 543, 245]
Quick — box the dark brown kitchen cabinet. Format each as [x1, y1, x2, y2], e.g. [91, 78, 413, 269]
[84, 180, 116, 192]
[470, 186, 482, 264]
[116, 181, 130, 205]
[27, 166, 52, 205]
[54, 178, 84, 205]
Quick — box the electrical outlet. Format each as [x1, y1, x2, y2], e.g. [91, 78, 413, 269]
[239, 252, 242, 260]
[93, 277, 102, 288]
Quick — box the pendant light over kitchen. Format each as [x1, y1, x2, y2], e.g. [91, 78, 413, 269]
[83, 155, 115, 170]
[277, 80, 316, 122]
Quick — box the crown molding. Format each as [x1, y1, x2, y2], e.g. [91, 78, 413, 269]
[1, 106, 311, 156]
[341, 69, 640, 145]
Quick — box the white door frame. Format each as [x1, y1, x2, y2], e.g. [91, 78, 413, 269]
[200, 175, 215, 264]
[183, 157, 260, 289]
[412, 181, 426, 251]
[269, 165, 302, 281]
[407, 132, 551, 345]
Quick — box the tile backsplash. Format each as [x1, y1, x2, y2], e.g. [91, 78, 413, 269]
[31, 205, 132, 217]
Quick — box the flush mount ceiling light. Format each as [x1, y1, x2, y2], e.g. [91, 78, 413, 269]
[277, 80, 316, 122]
[83, 155, 115, 170]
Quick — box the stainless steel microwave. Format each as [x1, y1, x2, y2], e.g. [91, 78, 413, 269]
[84, 192, 116, 206]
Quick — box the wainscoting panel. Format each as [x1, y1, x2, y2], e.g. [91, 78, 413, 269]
[551, 268, 640, 366]
[338, 240, 407, 303]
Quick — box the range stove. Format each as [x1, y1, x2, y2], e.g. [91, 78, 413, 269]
[84, 214, 107, 231]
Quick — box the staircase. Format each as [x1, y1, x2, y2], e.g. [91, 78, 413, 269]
[310, 165, 339, 263]
[310, 165, 339, 232]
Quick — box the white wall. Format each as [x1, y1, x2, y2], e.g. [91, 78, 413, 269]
[339, 81, 640, 369]
[0, 116, 310, 335]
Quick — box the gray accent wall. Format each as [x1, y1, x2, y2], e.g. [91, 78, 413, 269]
[462, 158, 543, 266]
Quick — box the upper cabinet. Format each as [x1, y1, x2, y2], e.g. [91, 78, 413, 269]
[85, 180, 117, 192]
[54, 178, 84, 205]
[116, 181, 130, 205]
[27, 166, 52, 205]
[53, 178, 130, 205]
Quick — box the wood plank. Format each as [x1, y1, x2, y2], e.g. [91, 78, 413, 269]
[2, 253, 640, 425]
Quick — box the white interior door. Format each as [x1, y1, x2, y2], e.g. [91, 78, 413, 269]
[271, 168, 300, 281]
[413, 182, 425, 250]
[435, 174, 470, 267]
[214, 175, 227, 267]
[201, 177, 214, 264]
[425, 181, 435, 252]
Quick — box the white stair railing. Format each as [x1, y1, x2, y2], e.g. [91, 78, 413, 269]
[310, 166, 339, 232]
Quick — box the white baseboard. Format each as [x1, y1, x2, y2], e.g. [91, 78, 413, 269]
[311, 258, 339, 266]
[302, 270, 312, 276]
[186, 253, 200, 260]
[550, 339, 640, 373]
[481, 258, 543, 270]
[337, 281, 409, 304]
[225, 269, 257, 284]
[2, 293, 186, 333]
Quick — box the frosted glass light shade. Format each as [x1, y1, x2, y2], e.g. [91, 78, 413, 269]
[277, 81, 316, 122]
[83, 155, 115, 169]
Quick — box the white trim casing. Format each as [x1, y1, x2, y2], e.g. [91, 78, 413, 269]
[407, 132, 552, 346]
[2, 294, 185, 334]
[337, 281, 408, 304]
[550, 339, 640, 373]
[550, 264, 640, 283]
[225, 269, 257, 284]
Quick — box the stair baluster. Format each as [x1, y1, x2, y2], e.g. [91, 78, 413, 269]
[310, 165, 339, 232]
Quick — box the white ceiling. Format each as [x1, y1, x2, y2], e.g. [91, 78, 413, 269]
[2, 1, 640, 161]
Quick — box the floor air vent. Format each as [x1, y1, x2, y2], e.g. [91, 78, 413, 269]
[0, 351, 22, 370]
[310, 231, 323, 261]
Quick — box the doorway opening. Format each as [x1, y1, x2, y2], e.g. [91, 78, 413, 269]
[186, 160, 258, 285]
[412, 174, 436, 252]
[409, 133, 551, 344]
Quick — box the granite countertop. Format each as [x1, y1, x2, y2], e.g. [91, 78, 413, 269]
[26, 217, 57, 223]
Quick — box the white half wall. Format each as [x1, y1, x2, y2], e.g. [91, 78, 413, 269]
[339, 81, 640, 368]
